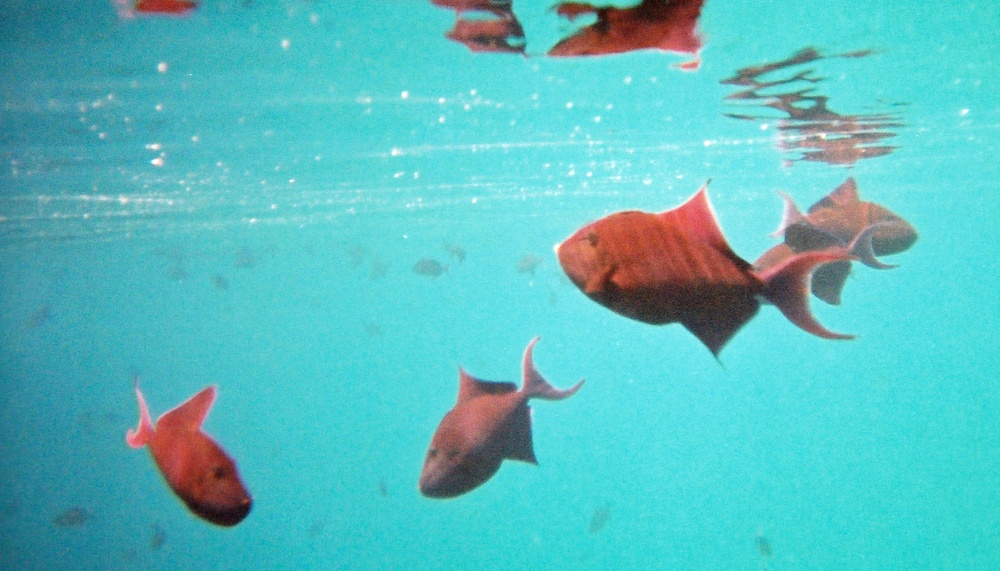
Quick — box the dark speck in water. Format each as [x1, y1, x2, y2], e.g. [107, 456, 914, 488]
[443, 242, 466, 264]
[54, 507, 90, 527]
[413, 258, 447, 278]
[150, 522, 166, 550]
[212, 274, 230, 290]
[588, 504, 611, 533]
[27, 304, 52, 327]
[517, 253, 542, 275]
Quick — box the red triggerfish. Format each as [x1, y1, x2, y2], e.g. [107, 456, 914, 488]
[419, 337, 584, 498]
[127, 379, 252, 526]
[756, 177, 918, 305]
[556, 182, 855, 356]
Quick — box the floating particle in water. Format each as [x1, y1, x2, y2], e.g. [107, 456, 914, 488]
[166, 265, 187, 282]
[756, 530, 772, 558]
[27, 304, 52, 328]
[369, 258, 388, 280]
[212, 274, 230, 290]
[54, 507, 90, 527]
[413, 258, 447, 278]
[364, 322, 383, 338]
[347, 245, 367, 268]
[308, 519, 325, 539]
[150, 522, 167, 550]
[588, 505, 611, 534]
[378, 479, 388, 497]
[443, 242, 466, 264]
[516, 253, 542, 275]
[234, 249, 256, 269]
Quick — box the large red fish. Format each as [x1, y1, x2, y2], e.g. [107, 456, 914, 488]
[556, 182, 854, 356]
[419, 337, 584, 498]
[127, 380, 252, 526]
[755, 177, 918, 304]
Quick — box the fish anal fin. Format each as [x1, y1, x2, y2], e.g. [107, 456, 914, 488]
[680, 295, 760, 356]
[504, 405, 537, 465]
[457, 368, 517, 405]
[158, 385, 217, 433]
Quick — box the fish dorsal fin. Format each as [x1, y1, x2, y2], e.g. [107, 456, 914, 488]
[663, 181, 731, 252]
[810, 177, 860, 212]
[126, 377, 155, 449]
[158, 386, 217, 433]
[770, 191, 807, 237]
[504, 405, 537, 465]
[521, 336, 585, 401]
[456, 367, 517, 405]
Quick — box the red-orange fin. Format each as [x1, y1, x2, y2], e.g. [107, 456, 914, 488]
[157, 386, 217, 433]
[456, 368, 516, 405]
[126, 376, 155, 448]
[521, 336, 584, 400]
[757, 249, 855, 340]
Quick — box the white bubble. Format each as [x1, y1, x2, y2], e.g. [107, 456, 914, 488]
[157, 62, 168, 73]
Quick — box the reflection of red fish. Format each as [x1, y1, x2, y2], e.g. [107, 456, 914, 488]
[127, 379, 252, 526]
[446, 17, 526, 53]
[556, 182, 854, 356]
[419, 337, 583, 498]
[549, 0, 704, 68]
[134, 0, 198, 14]
[756, 178, 918, 304]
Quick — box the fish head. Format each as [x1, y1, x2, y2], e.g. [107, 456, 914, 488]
[418, 412, 500, 499]
[174, 438, 252, 526]
[555, 222, 616, 294]
[865, 204, 918, 256]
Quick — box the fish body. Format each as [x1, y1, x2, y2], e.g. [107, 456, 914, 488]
[757, 177, 918, 304]
[556, 182, 853, 355]
[127, 380, 252, 526]
[419, 337, 583, 498]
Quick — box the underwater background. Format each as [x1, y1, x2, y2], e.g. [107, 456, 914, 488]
[1, 0, 997, 569]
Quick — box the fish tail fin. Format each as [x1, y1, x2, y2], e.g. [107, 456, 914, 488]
[769, 191, 806, 237]
[757, 249, 855, 340]
[850, 222, 898, 270]
[126, 376, 154, 448]
[521, 336, 585, 400]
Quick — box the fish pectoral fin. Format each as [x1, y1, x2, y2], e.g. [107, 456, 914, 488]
[583, 263, 616, 295]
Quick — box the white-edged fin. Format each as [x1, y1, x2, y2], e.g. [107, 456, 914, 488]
[126, 376, 155, 448]
[770, 191, 807, 237]
[521, 336, 585, 401]
[849, 222, 898, 269]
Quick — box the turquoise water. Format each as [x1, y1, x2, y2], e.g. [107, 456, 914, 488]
[1, 0, 997, 568]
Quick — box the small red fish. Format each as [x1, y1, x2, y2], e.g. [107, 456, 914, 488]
[556, 182, 854, 356]
[419, 337, 584, 498]
[549, 0, 704, 68]
[127, 379, 252, 526]
[756, 177, 918, 304]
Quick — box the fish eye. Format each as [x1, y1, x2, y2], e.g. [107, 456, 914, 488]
[212, 466, 228, 479]
[584, 232, 599, 247]
[427, 448, 438, 458]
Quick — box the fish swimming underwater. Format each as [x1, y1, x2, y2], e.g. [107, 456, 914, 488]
[127, 379, 252, 526]
[419, 337, 584, 498]
[556, 182, 855, 356]
[755, 177, 918, 304]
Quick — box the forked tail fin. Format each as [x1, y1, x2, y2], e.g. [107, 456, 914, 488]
[521, 336, 585, 401]
[757, 249, 855, 340]
[126, 376, 155, 448]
